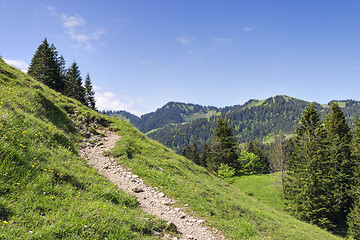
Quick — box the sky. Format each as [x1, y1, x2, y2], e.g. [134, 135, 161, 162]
[1, 0, 360, 116]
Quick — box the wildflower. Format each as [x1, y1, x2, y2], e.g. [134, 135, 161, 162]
[3, 220, 8, 224]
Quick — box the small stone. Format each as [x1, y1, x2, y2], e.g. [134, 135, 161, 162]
[158, 192, 165, 197]
[132, 175, 138, 178]
[197, 220, 205, 224]
[180, 214, 186, 219]
[132, 187, 145, 193]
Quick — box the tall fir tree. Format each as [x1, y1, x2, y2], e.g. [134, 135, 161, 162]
[28, 38, 65, 92]
[199, 142, 210, 168]
[66, 61, 86, 105]
[324, 102, 353, 227]
[84, 73, 96, 110]
[348, 116, 360, 238]
[207, 117, 238, 172]
[285, 103, 333, 229]
[189, 142, 200, 165]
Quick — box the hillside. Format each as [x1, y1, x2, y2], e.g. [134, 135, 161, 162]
[0, 59, 169, 239]
[107, 96, 360, 152]
[0, 58, 343, 239]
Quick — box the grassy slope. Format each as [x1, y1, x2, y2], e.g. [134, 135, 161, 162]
[110, 121, 342, 240]
[232, 173, 289, 212]
[0, 59, 170, 239]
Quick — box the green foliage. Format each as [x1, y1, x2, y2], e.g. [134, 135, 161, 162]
[216, 163, 235, 183]
[208, 117, 238, 172]
[66, 61, 86, 105]
[324, 103, 354, 227]
[236, 151, 261, 174]
[84, 73, 96, 110]
[285, 103, 334, 230]
[27, 38, 65, 93]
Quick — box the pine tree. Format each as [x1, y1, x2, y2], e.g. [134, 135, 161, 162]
[180, 144, 192, 159]
[207, 117, 238, 172]
[324, 102, 353, 227]
[66, 61, 86, 104]
[199, 142, 210, 168]
[348, 116, 360, 238]
[285, 103, 333, 229]
[84, 73, 96, 110]
[189, 142, 200, 165]
[28, 38, 65, 92]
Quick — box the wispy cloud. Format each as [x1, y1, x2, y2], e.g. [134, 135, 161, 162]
[176, 36, 195, 45]
[46, 6, 106, 51]
[243, 26, 253, 32]
[138, 59, 153, 65]
[95, 91, 144, 116]
[213, 37, 233, 43]
[4, 59, 28, 72]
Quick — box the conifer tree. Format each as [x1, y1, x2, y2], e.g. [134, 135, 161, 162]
[348, 116, 360, 238]
[189, 142, 200, 165]
[285, 103, 333, 229]
[28, 38, 65, 92]
[207, 117, 238, 172]
[66, 61, 86, 104]
[180, 144, 192, 159]
[84, 73, 96, 110]
[324, 102, 353, 226]
[199, 142, 210, 168]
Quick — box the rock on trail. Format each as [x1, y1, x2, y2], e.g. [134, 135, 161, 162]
[79, 130, 227, 240]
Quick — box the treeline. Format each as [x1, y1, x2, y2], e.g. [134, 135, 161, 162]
[28, 38, 96, 110]
[181, 103, 360, 237]
[181, 117, 270, 175]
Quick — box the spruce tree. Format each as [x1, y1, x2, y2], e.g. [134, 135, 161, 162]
[285, 103, 333, 229]
[84, 73, 96, 110]
[348, 116, 360, 238]
[199, 142, 210, 168]
[324, 102, 353, 227]
[189, 142, 200, 165]
[28, 38, 65, 92]
[208, 117, 238, 172]
[66, 61, 86, 105]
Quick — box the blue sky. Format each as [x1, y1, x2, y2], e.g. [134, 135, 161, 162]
[1, 0, 360, 116]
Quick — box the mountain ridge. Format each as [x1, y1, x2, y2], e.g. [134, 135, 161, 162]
[106, 95, 360, 152]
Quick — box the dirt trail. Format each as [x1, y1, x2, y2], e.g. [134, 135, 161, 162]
[79, 130, 227, 240]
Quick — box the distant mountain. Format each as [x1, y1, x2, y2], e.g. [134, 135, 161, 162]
[105, 95, 360, 153]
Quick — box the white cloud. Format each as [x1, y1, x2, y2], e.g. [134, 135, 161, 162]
[213, 37, 233, 43]
[4, 59, 28, 72]
[243, 26, 253, 32]
[61, 14, 85, 28]
[95, 91, 144, 116]
[138, 59, 153, 65]
[176, 36, 195, 45]
[46, 6, 106, 51]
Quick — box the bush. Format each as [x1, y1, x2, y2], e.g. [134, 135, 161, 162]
[216, 163, 235, 183]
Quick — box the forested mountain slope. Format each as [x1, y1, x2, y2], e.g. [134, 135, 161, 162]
[107, 95, 360, 152]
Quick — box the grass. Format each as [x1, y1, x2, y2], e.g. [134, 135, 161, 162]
[0, 59, 173, 239]
[109, 120, 343, 240]
[231, 173, 289, 212]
